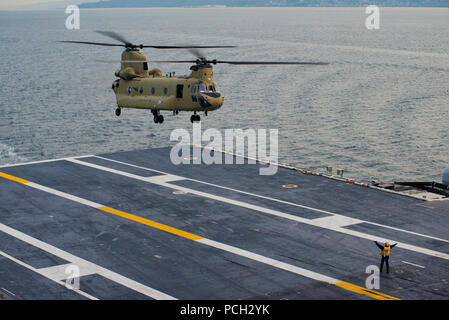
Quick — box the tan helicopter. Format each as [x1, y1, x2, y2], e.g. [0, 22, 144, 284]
[61, 31, 328, 124]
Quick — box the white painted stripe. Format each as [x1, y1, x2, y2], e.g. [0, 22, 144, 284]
[329, 226, 449, 261]
[144, 174, 185, 184]
[69, 158, 449, 262]
[312, 215, 363, 228]
[402, 261, 426, 268]
[26, 182, 103, 208]
[367, 221, 449, 244]
[1, 287, 17, 297]
[196, 238, 340, 284]
[0, 249, 98, 300]
[67, 158, 155, 184]
[92, 155, 449, 245]
[38, 263, 97, 281]
[0, 155, 93, 169]
[93, 156, 169, 176]
[0, 223, 176, 300]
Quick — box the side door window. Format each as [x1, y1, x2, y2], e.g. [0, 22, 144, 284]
[176, 84, 183, 99]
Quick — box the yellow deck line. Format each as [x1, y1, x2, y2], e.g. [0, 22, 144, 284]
[0, 172, 30, 184]
[0, 170, 400, 300]
[335, 281, 400, 300]
[97, 206, 204, 241]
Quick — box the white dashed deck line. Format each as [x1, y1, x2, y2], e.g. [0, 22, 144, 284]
[27, 182, 103, 208]
[402, 261, 426, 268]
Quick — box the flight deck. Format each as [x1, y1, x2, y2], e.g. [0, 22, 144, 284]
[1, 146, 449, 300]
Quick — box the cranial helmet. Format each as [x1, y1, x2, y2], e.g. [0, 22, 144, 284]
[385, 242, 390, 246]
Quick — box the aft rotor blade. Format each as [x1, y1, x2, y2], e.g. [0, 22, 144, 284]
[213, 61, 329, 65]
[141, 45, 235, 49]
[59, 40, 124, 47]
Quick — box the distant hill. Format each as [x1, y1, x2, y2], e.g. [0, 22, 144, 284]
[78, 0, 449, 8]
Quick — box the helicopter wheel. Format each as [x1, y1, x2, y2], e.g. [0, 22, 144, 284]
[190, 114, 201, 123]
[115, 108, 121, 117]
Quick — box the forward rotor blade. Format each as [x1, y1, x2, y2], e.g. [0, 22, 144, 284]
[59, 40, 124, 47]
[95, 31, 131, 45]
[187, 47, 205, 59]
[149, 60, 197, 63]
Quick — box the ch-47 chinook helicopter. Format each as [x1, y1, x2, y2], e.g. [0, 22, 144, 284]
[61, 31, 328, 124]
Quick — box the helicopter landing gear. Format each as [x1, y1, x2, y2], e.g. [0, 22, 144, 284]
[153, 114, 164, 124]
[152, 110, 164, 124]
[115, 108, 121, 117]
[190, 114, 201, 123]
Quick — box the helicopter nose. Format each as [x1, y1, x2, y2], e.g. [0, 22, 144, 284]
[201, 92, 224, 110]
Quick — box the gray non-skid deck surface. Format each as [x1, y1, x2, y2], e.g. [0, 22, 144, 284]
[1, 146, 449, 300]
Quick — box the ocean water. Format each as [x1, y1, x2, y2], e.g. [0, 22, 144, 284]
[0, 7, 448, 183]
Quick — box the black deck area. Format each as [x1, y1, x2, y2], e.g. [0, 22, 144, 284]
[1, 146, 449, 300]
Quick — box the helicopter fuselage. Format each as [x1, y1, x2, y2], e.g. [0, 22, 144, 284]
[111, 50, 224, 115]
[112, 71, 224, 112]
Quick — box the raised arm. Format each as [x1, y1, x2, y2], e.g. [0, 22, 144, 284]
[374, 241, 384, 250]
[391, 243, 397, 249]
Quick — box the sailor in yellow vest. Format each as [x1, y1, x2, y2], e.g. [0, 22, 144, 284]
[374, 241, 397, 273]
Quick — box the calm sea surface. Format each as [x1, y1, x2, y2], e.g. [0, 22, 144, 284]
[0, 7, 448, 183]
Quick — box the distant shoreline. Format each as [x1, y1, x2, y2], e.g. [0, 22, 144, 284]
[78, 5, 449, 8]
[3, 5, 449, 12]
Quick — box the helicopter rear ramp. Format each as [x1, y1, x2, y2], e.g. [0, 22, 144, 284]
[1, 146, 449, 300]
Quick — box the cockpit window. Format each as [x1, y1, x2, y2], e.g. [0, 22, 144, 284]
[199, 83, 207, 92]
[211, 83, 219, 93]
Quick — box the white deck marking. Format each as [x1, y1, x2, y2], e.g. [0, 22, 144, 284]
[91, 156, 449, 245]
[38, 263, 97, 281]
[197, 238, 340, 284]
[0, 223, 176, 300]
[402, 261, 426, 268]
[144, 174, 185, 184]
[0, 155, 93, 169]
[0, 249, 98, 300]
[26, 182, 102, 208]
[66, 157, 449, 262]
[312, 215, 363, 228]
